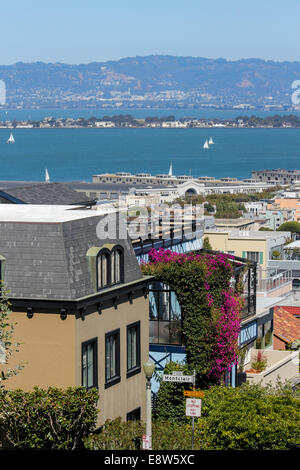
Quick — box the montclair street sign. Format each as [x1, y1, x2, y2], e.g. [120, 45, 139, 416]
[162, 370, 195, 384]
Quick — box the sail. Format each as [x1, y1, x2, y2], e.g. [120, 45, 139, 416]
[203, 140, 209, 149]
[168, 162, 173, 177]
[45, 168, 50, 183]
[209, 137, 214, 145]
[7, 132, 15, 144]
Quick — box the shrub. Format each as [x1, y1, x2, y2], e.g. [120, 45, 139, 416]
[202, 383, 300, 450]
[84, 417, 207, 450]
[0, 386, 99, 449]
[251, 350, 268, 372]
[84, 418, 144, 450]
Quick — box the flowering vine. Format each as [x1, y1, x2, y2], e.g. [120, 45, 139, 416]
[141, 247, 243, 386]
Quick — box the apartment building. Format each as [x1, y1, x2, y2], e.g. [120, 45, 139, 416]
[0, 205, 152, 426]
[204, 229, 291, 278]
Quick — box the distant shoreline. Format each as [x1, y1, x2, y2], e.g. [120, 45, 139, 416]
[1, 113, 300, 130]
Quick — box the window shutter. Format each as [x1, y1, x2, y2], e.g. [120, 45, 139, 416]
[242, 251, 246, 259]
[259, 252, 263, 264]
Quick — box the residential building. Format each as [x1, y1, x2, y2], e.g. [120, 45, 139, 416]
[203, 229, 291, 278]
[0, 204, 152, 426]
[274, 194, 300, 222]
[273, 306, 300, 350]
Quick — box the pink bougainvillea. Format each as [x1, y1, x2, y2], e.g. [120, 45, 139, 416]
[207, 290, 242, 381]
[141, 247, 243, 385]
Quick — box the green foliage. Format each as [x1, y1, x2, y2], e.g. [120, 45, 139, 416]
[277, 221, 300, 233]
[154, 362, 191, 424]
[84, 383, 300, 451]
[251, 350, 268, 372]
[0, 283, 24, 386]
[203, 236, 212, 250]
[202, 382, 300, 450]
[272, 250, 281, 260]
[84, 416, 207, 451]
[84, 418, 144, 450]
[0, 386, 99, 449]
[175, 187, 280, 219]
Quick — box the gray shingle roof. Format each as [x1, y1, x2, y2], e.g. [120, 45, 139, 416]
[0, 213, 143, 300]
[0, 182, 92, 205]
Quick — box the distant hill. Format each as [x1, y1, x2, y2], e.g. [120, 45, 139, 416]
[0, 55, 300, 109]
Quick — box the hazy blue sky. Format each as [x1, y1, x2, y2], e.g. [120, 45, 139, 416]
[2, 0, 300, 64]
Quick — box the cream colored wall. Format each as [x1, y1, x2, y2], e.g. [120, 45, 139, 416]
[75, 294, 148, 426]
[3, 311, 76, 391]
[204, 231, 267, 269]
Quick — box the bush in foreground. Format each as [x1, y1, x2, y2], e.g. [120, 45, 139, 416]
[0, 386, 99, 449]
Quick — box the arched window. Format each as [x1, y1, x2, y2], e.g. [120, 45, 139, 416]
[111, 246, 124, 285]
[97, 249, 110, 290]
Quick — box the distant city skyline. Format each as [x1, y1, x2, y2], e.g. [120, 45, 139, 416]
[2, 1, 300, 65]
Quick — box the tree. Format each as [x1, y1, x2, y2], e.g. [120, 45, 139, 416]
[272, 250, 281, 260]
[277, 221, 300, 234]
[203, 236, 212, 250]
[0, 283, 23, 387]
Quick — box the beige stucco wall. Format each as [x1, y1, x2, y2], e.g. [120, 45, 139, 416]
[3, 311, 76, 390]
[204, 231, 267, 270]
[75, 294, 149, 426]
[3, 292, 149, 427]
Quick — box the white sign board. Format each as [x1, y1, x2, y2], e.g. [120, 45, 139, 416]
[186, 398, 202, 417]
[162, 374, 194, 383]
[142, 434, 151, 450]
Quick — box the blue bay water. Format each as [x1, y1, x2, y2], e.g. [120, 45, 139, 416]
[0, 109, 300, 182]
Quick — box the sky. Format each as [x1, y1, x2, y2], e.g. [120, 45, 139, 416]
[1, 0, 300, 64]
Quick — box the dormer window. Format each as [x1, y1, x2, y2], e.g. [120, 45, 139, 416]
[89, 245, 124, 292]
[111, 246, 124, 285]
[97, 249, 110, 289]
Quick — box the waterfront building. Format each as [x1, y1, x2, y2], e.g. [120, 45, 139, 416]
[252, 169, 300, 185]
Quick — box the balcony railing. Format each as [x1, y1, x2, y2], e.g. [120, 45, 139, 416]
[256, 269, 292, 293]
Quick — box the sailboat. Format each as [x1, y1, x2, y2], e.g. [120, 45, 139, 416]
[45, 168, 50, 183]
[203, 139, 209, 149]
[6, 131, 15, 144]
[209, 137, 214, 145]
[168, 162, 173, 177]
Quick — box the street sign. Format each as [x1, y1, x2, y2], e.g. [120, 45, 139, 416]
[162, 374, 194, 383]
[186, 398, 202, 417]
[142, 434, 151, 450]
[184, 390, 205, 398]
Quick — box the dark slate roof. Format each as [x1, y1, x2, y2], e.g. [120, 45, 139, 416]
[0, 213, 143, 300]
[0, 182, 92, 205]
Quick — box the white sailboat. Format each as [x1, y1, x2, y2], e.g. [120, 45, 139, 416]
[168, 162, 173, 177]
[203, 139, 209, 149]
[6, 131, 15, 144]
[209, 137, 214, 145]
[45, 168, 50, 183]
